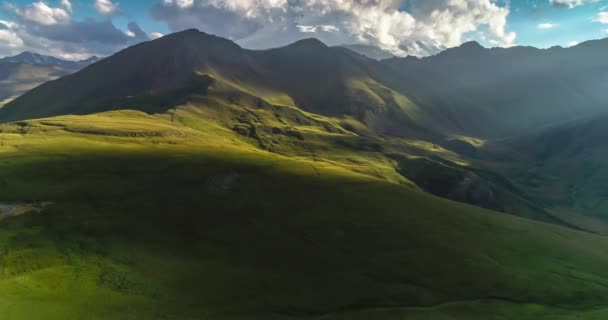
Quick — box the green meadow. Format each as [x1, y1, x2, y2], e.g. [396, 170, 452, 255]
[0, 110, 607, 319]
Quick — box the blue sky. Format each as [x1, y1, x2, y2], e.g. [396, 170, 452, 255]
[508, 0, 608, 48]
[1, 0, 608, 59]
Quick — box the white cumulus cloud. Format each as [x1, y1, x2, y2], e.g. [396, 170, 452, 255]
[60, 0, 73, 12]
[151, 0, 517, 57]
[94, 0, 120, 16]
[597, 12, 608, 24]
[296, 25, 339, 33]
[9, 1, 70, 26]
[0, 20, 24, 53]
[1, 1, 152, 59]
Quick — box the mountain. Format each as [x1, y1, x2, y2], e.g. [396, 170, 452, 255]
[2, 29, 608, 319]
[0, 63, 73, 102]
[481, 112, 608, 233]
[0, 29, 596, 227]
[10, 34, 608, 140]
[0, 51, 100, 69]
[0, 30, 433, 138]
[5, 34, 608, 169]
[0, 52, 100, 102]
[382, 39, 608, 137]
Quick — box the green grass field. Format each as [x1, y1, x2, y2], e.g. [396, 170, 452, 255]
[0, 110, 607, 319]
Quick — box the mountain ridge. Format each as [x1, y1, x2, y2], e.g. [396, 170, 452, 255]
[1, 29, 435, 138]
[0, 51, 101, 69]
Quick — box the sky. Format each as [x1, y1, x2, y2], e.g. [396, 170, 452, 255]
[0, 0, 607, 59]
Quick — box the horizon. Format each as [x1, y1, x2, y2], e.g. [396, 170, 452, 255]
[1, 0, 608, 59]
[4, 27, 608, 62]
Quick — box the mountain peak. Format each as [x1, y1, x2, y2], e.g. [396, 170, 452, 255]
[157, 28, 242, 52]
[288, 38, 328, 49]
[459, 41, 484, 50]
[435, 40, 486, 58]
[0, 51, 63, 65]
[181, 28, 201, 34]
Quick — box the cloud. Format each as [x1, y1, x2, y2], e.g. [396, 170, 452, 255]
[151, 0, 516, 57]
[60, 0, 73, 13]
[1, 1, 151, 59]
[8, 1, 70, 26]
[149, 32, 164, 39]
[94, 0, 120, 16]
[597, 12, 608, 24]
[566, 40, 579, 46]
[537, 23, 557, 29]
[296, 25, 339, 33]
[549, 0, 599, 8]
[0, 20, 24, 52]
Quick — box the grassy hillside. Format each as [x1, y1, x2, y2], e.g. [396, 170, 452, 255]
[0, 111, 608, 319]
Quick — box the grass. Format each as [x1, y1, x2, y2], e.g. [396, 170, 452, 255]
[0, 111, 607, 319]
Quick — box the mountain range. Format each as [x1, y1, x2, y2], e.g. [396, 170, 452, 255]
[2, 29, 608, 319]
[6, 31, 608, 139]
[5, 29, 608, 226]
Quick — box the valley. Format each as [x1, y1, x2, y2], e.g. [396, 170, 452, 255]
[0, 29, 607, 319]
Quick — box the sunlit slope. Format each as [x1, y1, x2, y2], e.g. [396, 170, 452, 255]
[1, 112, 608, 319]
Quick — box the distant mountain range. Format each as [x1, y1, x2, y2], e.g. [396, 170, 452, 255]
[0, 51, 100, 69]
[0, 52, 100, 104]
[5, 30, 608, 140]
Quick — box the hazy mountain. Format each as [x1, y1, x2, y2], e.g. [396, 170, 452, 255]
[0, 51, 100, 69]
[383, 39, 608, 137]
[0, 63, 72, 102]
[481, 112, 608, 231]
[0, 52, 100, 102]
